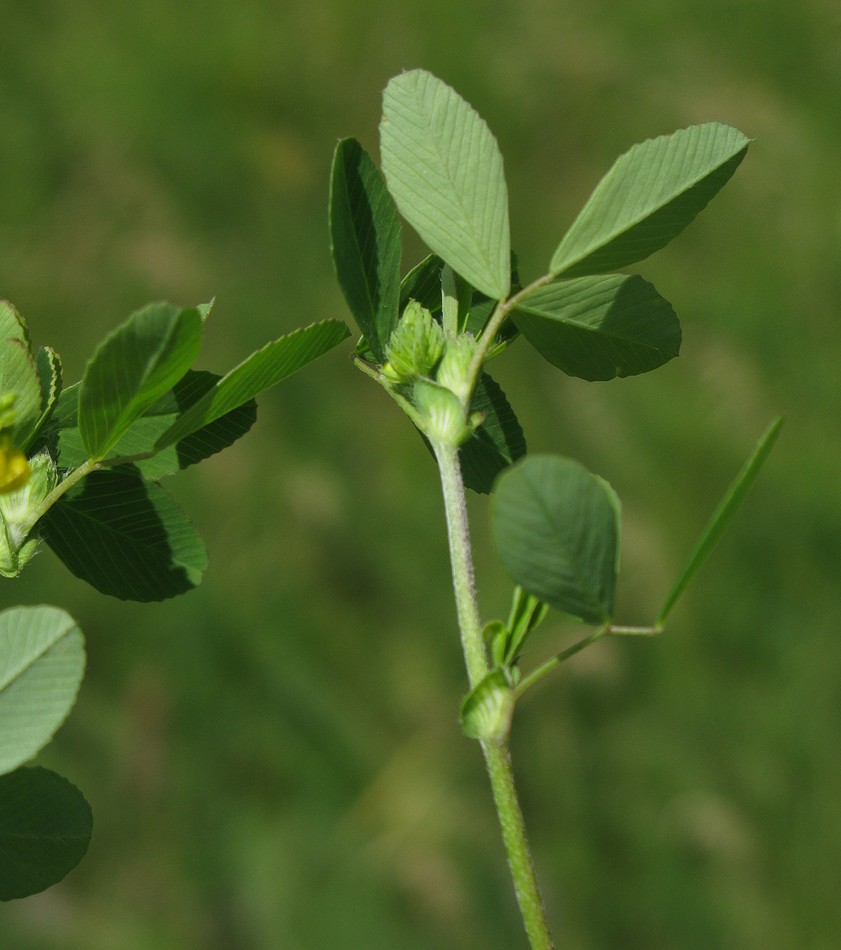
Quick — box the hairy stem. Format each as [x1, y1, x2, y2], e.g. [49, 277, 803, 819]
[434, 441, 487, 686]
[434, 440, 555, 949]
[483, 742, 555, 950]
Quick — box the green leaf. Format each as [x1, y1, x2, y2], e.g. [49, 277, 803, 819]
[78, 302, 203, 459]
[482, 590, 547, 672]
[0, 300, 31, 350]
[484, 620, 509, 669]
[460, 668, 514, 742]
[155, 320, 349, 451]
[399, 253, 519, 343]
[330, 138, 402, 361]
[513, 274, 681, 380]
[400, 254, 446, 313]
[0, 301, 42, 448]
[441, 264, 472, 335]
[43, 467, 207, 602]
[55, 372, 257, 480]
[502, 586, 549, 666]
[0, 767, 91, 900]
[50, 384, 91, 470]
[381, 70, 511, 300]
[492, 455, 621, 624]
[31, 346, 63, 443]
[657, 416, 784, 626]
[146, 377, 257, 479]
[550, 123, 750, 277]
[464, 252, 521, 340]
[463, 292, 503, 340]
[0, 606, 85, 776]
[459, 372, 526, 494]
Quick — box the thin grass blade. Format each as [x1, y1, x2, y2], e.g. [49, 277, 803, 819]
[657, 416, 784, 626]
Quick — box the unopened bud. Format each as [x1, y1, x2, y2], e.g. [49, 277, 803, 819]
[0, 449, 57, 577]
[382, 300, 445, 383]
[413, 380, 471, 447]
[435, 333, 477, 406]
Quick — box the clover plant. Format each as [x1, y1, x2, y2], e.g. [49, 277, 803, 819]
[331, 69, 780, 948]
[0, 67, 781, 935]
[0, 298, 348, 898]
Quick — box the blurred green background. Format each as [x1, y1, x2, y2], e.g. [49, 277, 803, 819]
[2, 2, 839, 947]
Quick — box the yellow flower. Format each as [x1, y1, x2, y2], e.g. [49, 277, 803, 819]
[0, 439, 30, 494]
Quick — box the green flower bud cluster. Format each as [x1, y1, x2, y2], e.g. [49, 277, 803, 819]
[380, 300, 484, 447]
[382, 300, 446, 384]
[0, 449, 57, 577]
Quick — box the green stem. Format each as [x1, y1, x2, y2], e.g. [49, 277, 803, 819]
[21, 449, 157, 537]
[353, 357, 428, 432]
[608, 625, 660, 637]
[515, 626, 609, 699]
[434, 440, 555, 949]
[433, 441, 488, 688]
[514, 624, 661, 700]
[24, 458, 98, 530]
[467, 271, 554, 390]
[483, 743, 555, 950]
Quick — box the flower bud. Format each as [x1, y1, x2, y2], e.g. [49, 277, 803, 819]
[413, 380, 471, 447]
[435, 333, 477, 406]
[382, 300, 446, 383]
[0, 449, 57, 577]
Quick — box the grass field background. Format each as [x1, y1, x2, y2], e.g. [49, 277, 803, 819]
[2, 3, 840, 947]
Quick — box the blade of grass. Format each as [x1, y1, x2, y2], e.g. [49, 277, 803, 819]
[657, 416, 784, 626]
